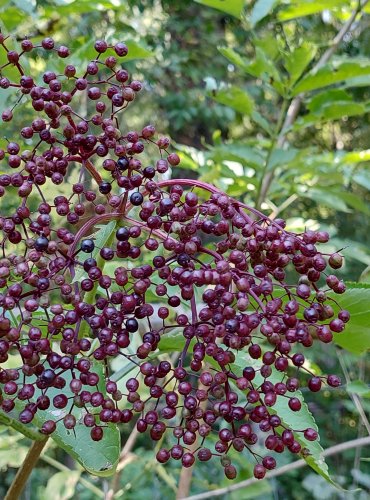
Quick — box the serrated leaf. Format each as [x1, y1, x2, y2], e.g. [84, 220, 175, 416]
[211, 86, 254, 115]
[1, 360, 120, 476]
[246, 48, 284, 94]
[293, 59, 370, 95]
[194, 0, 245, 18]
[345, 281, 370, 289]
[329, 288, 370, 354]
[294, 101, 366, 129]
[306, 89, 352, 113]
[284, 43, 318, 85]
[250, 0, 278, 26]
[230, 352, 337, 485]
[50, 417, 120, 477]
[273, 392, 337, 486]
[346, 380, 370, 398]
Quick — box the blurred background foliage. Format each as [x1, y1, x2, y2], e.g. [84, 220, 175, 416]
[0, 0, 369, 499]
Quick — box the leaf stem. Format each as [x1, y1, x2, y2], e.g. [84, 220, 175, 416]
[5, 438, 48, 500]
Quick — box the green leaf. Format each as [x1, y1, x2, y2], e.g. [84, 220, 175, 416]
[284, 43, 318, 85]
[306, 89, 351, 113]
[194, 0, 245, 18]
[346, 380, 370, 398]
[20, 361, 121, 476]
[273, 392, 337, 486]
[329, 288, 370, 354]
[219, 46, 284, 95]
[268, 148, 300, 170]
[158, 331, 195, 352]
[0, 408, 45, 441]
[251, 110, 274, 135]
[218, 47, 249, 72]
[50, 411, 119, 475]
[293, 59, 370, 95]
[211, 86, 254, 115]
[353, 170, 370, 191]
[299, 188, 350, 212]
[124, 40, 154, 62]
[339, 192, 370, 215]
[12, 0, 35, 16]
[278, 0, 348, 21]
[41, 471, 81, 500]
[246, 47, 284, 93]
[0, 434, 28, 468]
[231, 353, 337, 485]
[208, 143, 265, 169]
[295, 102, 366, 129]
[250, 0, 278, 26]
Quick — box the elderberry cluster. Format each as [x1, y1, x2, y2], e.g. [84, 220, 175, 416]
[0, 34, 348, 480]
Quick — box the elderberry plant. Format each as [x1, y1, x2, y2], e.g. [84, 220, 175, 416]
[0, 33, 349, 481]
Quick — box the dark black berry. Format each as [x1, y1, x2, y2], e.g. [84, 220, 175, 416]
[130, 192, 144, 206]
[116, 227, 130, 241]
[83, 257, 97, 271]
[99, 181, 112, 194]
[34, 236, 49, 251]
[81, 239, 95, 253]
[126, 318, 139, 332]
[117, 157, 129, 170]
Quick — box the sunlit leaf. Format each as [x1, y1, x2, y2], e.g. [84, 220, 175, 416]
[278, 0, 348, 21]
[284, 43, 318, 85]
[194, 0, 245, 18]
[330, 287, 370, 354]
[211, 85, 254, 115]
[250, 0, 279, 26]
[293, 59, 370, 95]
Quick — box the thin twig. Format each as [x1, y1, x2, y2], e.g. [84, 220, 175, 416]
[183, 436, 370, 500]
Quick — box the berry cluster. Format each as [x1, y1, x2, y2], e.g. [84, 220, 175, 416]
[0, 34, 348, 480]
